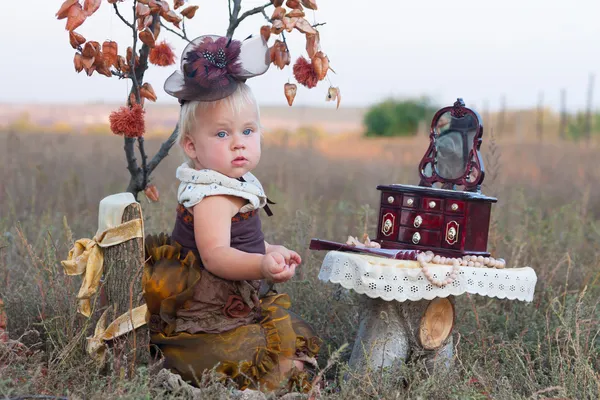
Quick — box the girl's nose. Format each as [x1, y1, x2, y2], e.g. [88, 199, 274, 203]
[232, 134, 246, 150]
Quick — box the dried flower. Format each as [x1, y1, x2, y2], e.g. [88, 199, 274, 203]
[293, 56, 318, 88]
[149, 41, 176, 66]
[109, 104, 145, 138]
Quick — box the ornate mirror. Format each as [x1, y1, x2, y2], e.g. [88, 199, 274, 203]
[418, 98, 485, 192]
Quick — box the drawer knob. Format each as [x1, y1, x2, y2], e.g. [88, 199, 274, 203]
[406, 198, 414, 206]
[412, 232, 421, 244]
[428, 200, 437, 209]
[387, 196, 394, 204]
[451, 203, 459, 211]
[413, 215, 423, 228]
[447, 227, 457, 241]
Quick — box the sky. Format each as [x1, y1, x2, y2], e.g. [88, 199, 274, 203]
[1, 0, 599, 112]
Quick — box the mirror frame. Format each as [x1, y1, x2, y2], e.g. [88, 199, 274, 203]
[418, 98, 485, 192]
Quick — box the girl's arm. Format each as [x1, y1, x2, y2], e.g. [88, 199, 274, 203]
[193, 195, 266, 280]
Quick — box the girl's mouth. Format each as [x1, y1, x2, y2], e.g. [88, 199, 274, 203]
[232, 156, 248, 166]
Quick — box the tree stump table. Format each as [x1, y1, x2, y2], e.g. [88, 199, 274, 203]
[318, 251, 537, 372]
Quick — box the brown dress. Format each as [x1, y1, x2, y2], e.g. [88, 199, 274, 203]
[143, 205, 321, 392]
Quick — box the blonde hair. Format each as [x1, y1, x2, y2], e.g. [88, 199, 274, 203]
[176, 83, 261, 163]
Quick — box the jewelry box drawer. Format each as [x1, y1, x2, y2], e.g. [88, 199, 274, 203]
[402, 195, 419, 208]
[400, 210, 443, 230]
[381, 192, 402, 207]
[379, 208, 400, 239]
[445, 200, 466, 214]
[421, 197, 444, 213]
[398, 227, 441, 247]
[441, 216, 465, 250]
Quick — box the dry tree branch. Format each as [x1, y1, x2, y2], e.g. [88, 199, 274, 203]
[226, 1, 272, 38]
[130, 0, 141, 105]
[148, 125, 179, 175]
[160, 20, 192, 43]
[113, 3, 134, 29]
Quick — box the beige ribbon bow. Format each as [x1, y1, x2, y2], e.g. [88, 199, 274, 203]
[61, 218, 144, 317]
[87, 303, 148, 365]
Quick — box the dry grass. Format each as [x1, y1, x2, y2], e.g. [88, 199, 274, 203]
[0, 129, 599, 399]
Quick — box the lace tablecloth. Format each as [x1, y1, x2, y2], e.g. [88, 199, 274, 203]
[318, 251, 537, 302]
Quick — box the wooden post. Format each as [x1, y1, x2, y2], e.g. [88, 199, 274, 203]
[101, 200, 150, 375]
[536, 92, 544, 142]
[348, 297, 455, 373]
[559, 89, 567, 140]
[497, 95, 506, 137]
[584, 73, 595, 142]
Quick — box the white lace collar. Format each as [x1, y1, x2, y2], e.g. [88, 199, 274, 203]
[175, 163, 267, 213]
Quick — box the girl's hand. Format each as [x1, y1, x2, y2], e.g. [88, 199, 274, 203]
[266, 244, 302, 269]
[261, 252, 297, 283]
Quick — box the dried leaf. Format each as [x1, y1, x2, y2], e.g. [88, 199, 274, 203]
[260, 25, 271, 42]
[286, 9, 305, 17]
[271, 20, 284, 35]
[180, 5, 199, 19]
[285, 17, 299, 32]
[56, 0, 78, 20]
[69, 31, 86, 49]
[311, 56, 323, 82]
[305, 31, 319, 58]
[139, 28, 156, 48]
[174, 0, 185, 10]
[83, 0, 101, 16]
[73, 53, 84, 72]
[84, 64, 96, 76]
[117, 55, 129, 73]
[81, 41, 100, 58]
[163, 10, 182, 28]
[81, 56, 95, 69]
[326, 86, 341, 109]
[312, 51, 328, 80]
[286, 0, 302, 9]
[137, 0, 150, 4]
[144, 184, 160, 202]
[270, 40, 289, 69]
[284, 83, 297, 106]
[138, 15, 152, 31]
[148, 0, 161, 13]
[96, 63, 112, 77]
[301, 0, 317, 10]
[102, 41, 118, 67]
[127, 47, 133, 64]
[271, 7, 286, 20]
[271, 0, 284, 6]
[65, 3, 87, 31]
[294, 17, 316, 34]
[136, 3, 150, 18]
[140, 82, 157, 102]
[159, 0, 170, 14]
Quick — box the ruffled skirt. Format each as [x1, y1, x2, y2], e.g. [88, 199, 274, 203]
[143, 234, 322, 392]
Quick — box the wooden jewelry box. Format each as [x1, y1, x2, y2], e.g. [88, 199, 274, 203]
[309, 98, 497, 260]
[375, 99, 497, 257]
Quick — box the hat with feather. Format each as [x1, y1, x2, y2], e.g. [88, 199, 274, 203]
[164, 34, 270, 104]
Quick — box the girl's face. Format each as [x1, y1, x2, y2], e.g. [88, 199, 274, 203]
[183, 98, 261, 178]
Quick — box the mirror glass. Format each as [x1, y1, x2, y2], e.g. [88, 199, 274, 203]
[433, 112, 477, 179]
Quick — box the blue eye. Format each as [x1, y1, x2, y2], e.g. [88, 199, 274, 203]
[217, 131, 227, 138]
[243, 128, 253, 135]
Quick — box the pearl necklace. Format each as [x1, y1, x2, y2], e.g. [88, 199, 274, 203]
[416, 251, 506, 288]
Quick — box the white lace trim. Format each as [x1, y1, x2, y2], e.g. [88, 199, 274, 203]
[318, 251, 537, 302]
[176, 164, 267, 213]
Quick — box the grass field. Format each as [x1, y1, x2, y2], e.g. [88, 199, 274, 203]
[0, 129, 599, 399]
